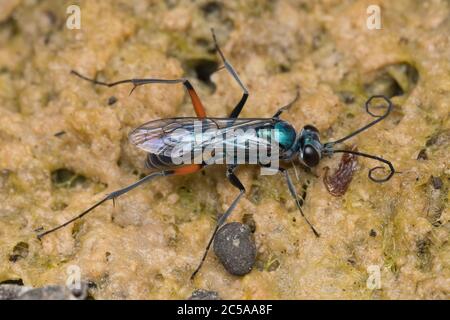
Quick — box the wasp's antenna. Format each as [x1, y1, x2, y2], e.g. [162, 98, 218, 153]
[323, 95, 395, 182]
[326, 95, 392, 145]
[331, 149, 395, 182]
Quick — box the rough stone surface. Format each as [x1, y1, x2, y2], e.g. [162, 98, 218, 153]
[213, 222, 256, 276]
[0, 284, 32, 300]
[0, 0, 449, 299]
[0, 283, 87, 300]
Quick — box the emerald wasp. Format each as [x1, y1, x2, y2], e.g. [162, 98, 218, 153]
[38, 29, 395, 279]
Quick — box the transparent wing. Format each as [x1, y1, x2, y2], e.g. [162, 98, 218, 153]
[129, 117, 277, 160]
[129, 117, 210, 154]
[204, 122, 278, 162]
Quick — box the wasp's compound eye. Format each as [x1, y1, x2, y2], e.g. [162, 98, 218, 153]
[303, 125, 319, 133]
[302, 145, 320, 167]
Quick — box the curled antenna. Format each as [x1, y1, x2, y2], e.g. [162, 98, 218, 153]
[323, 95, 395, 182]
[331, 149, 394, 182]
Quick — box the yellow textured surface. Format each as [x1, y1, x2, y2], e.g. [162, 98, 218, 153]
[0, 0, 448, 299]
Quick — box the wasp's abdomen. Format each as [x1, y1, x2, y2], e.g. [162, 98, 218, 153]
[145, 153, 177, 170]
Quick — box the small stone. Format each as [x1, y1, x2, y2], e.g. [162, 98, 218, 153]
[213, 222, 256, 276]
[188, 289, 220, 300]
[17, 286, 67, 300]
[338, 91, 355, 104]
[0, 284, 31, 300]
[54, 130, 66, 137]
[87, 280, 98, 290]
[17, 284, 87, 300]
[108, 96, 118, 106]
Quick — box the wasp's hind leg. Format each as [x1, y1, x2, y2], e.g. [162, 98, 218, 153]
[298, 180, 310, 207]
[210, 29, 249, 119]
[37, 170, 173, 239]
[191, 165, 245, 279]
[71, 71, 207, 119]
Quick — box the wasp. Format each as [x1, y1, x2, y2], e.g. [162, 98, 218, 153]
[38, 30, 395, 279]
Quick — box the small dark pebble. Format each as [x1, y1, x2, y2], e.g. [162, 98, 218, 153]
[54, 130, 66, 137]
[347, 258, 356, 266]
[369, 229, 377, 237]
[399, 37, 409, 45]
[87, 280, 97, 289]
[108, 96, 118, 105]
[188, 289, 221, 300]
[266, 259, 280, 272]
[201, 1, 222, 16]
[213, 222, 256, 276]
[430, 176, 443, 190]
[338, 91, 355, 104]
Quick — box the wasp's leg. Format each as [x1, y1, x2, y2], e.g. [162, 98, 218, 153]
[211, 29, 249, 119]
[272, 87, 300, 118]
[71, 71, 207, 119]
[279, 168, 320, 237]
[191, 165, 245, 279]
[37, 170, 173, 239]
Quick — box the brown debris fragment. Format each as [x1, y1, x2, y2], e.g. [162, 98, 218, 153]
[323, 147, 358, 197]
[425, 175, 446, 227]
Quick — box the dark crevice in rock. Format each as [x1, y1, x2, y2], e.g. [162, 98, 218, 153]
[9, 242, 29, 262]
[185, 58, 219, 91]
[51, 168, 87, 188]
[364, 63, 419, 98]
